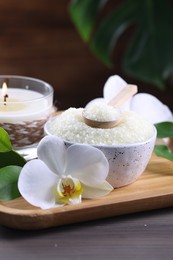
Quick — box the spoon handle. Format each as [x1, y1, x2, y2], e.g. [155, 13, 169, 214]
[108, 84, 138, 107]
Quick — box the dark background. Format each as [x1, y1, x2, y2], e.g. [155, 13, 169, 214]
[0, 0, 172, 110]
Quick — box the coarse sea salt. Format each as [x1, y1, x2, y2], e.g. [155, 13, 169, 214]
[83, 103, 120, 122]
[46, 107, 154, 145]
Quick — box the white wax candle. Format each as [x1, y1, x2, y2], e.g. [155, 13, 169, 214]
[0, 88, 52, 123]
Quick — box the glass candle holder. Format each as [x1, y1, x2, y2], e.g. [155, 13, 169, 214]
[0, 75, 54, 159]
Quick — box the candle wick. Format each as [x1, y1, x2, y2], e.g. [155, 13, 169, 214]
[3, 94, 9, 105]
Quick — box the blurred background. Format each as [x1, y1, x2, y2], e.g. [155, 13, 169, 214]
[0, 0, 172, 110]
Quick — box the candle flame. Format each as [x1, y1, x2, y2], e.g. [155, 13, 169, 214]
[2, 82, 8, 105]
[2, 82, 7, 97]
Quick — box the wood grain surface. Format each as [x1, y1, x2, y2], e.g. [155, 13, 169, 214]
[0, 154, 173, 230]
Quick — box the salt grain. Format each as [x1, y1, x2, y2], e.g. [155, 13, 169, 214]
[83, 103, 120, 122]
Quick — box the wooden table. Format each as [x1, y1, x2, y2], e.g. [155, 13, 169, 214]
[0, 207, 173, 259]
[1, 154, 173, 259]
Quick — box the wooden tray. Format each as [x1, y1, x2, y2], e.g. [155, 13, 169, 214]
[0, 154, 173, 230]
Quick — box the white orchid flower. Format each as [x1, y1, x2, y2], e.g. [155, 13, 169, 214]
[86, 75, 173, 124]
[18, 136, 113, 209]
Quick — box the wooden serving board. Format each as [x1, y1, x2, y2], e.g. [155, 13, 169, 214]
[0, 154, 173, 230]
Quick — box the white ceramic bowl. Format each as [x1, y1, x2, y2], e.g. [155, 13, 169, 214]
[44, 119, 156, 188]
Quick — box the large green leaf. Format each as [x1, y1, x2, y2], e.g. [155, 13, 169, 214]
[69, 0, 173, 89]
[69, 0, 108, 41]
[155, 122, 173, 138]
[90, 0, 140, 66]
[153, 122, 173, 162]
[0, 166, 21, 200]
[0, 127, 26, 168]
[123, 0, 173, 89]
[154, 145, 173, 162]
[0, 151, 26, 168]
[0, 127, 12, 152]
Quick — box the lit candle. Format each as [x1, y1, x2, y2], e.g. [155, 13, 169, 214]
[0, 82, 27, 112]
[0, 79, 53, 123]
[0, 75, 54, 149]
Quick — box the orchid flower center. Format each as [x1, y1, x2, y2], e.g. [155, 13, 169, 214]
[56, 176, 83, 204]
[62, 182, 75, 197]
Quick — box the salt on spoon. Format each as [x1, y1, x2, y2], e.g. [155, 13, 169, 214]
[83, 84, 138, 128]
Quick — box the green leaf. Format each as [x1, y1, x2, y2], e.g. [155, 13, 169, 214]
[91, 0, 140, 67]
[155, 122, 173, 138]
[154, 145, 173, 161]
[69, 0, 108, 42]
[0, 166, 21, 200]
[0, 150, 26, 168]
[69, 0, 173, 89]
[123, 0, 173, 89]
[0, 127, 12, 152]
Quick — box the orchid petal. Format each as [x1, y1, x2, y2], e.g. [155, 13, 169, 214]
[68, 196, 82, 204]
[131, 93, 173, 124]
[82, 181, 113, 199]
[103, 75, 127, 101]
[66, 144, 109, 186]
[37, 136, 66, 176]
[18, 159, 61, 209]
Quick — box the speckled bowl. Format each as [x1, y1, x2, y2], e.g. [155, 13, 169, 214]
[44, 121, 156, 188]
[94, 127, 156, 187]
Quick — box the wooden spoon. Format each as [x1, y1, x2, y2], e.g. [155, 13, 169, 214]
[83, 84, 138, 129]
